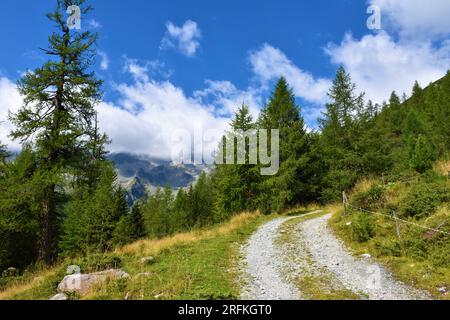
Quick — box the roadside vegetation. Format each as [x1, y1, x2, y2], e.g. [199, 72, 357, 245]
[0, 211, 276, 300]
[330, 160, 450, 299]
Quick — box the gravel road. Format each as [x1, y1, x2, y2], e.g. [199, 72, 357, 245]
[240, 217, 300, 300]
[240, 212, 431, 300]
[300, 214, 430, 300]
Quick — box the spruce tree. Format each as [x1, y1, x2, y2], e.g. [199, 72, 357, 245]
[257, 77, 310, 212]
[9, 0, 104, 263]
[318, 67, 365, 201]
[214, 104, 258, 216]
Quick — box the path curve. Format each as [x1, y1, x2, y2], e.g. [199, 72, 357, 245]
[300, 214, 430, 300]
[240, 212, 431, 300]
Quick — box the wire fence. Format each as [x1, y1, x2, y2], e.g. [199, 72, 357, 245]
[343, 191, 450, 237]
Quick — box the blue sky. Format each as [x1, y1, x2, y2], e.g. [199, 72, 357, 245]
[1, 0, 449, 158]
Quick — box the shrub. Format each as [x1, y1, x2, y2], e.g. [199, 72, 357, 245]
[70, 253, 122, 273]
[351, 213, 375, 243]
[351, 184, 386, 210]
[399, 180, 450, 218]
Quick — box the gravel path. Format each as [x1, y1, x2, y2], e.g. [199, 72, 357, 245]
[240, 212, 431, 300]
[300, 214, 430, 300]
[240, 217, 300, 300]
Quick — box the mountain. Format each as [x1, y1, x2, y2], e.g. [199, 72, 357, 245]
[108, 153, 209, 205]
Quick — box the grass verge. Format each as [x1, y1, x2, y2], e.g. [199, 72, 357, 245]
[0, 212, 275, 300]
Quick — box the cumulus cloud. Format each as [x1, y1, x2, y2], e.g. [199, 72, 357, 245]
[326, 32, 450, 102]
[0, 77, 22, 151]
[325, 0, 450, 103]
[98, 78, 230, 160]
[249, 44, 331, 105]
[193, 80, 262, 119]
[370, 0, 450, 39]
[98, 51, 109, 70]
[161, 20, 202, 57]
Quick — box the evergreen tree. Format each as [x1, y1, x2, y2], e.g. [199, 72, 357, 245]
[318, 67, 365, 201]
[214, 104, 259, 216]
[9, 0, 104, 263]
[410, 135, 436, 173]
[60, 163, 126, 256]
[0, 147, 40, 270]
[257, 77, 310, 212]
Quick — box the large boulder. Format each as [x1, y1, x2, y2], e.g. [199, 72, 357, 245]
[57, 269, 129, 296]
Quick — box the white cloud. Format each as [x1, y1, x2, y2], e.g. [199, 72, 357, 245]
[161, 20, 202, 57]
[249, 44, 331, 105]
[193, 80, 262, 119]
[98, 79, 229, 159]
[326, 32, 450, 103]
[324, 1, 450, 104]
[0, 77, 22, 151]
[98, 51, 109, 71]
[370, 0, 450, 39]
[88, 19, 102, 29]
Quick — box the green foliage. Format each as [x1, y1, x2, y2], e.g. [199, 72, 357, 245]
[69, 253, 122, 273]
[0, 148, 40, 271]
[7, 0, 107, 264]
[59, 163, 129, 256]
[351, 184, 386, 210]
[409, 135, 437, 173]
[256, 77, 312, 212]
[351, 213, 375, 243]
[399, 180, 449, 218]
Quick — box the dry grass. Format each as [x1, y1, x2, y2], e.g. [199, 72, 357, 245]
[282, 203, 323, 215]
[116, 211, 260, 257]
[434, 159, 450, 177]
[0, 268, 58, 300]
[327, 203, 343, 215]
[350, 178, 375, 197]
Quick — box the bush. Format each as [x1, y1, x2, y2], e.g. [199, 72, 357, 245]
[351, 184, 386, 210]
[351, 213, 375, 243]
[70, 253, 122, 273]
[400, 180, 450, 218]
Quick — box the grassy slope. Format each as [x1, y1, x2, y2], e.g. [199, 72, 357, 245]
[328, 161, 450, 300]
[0, 212, 275, 300]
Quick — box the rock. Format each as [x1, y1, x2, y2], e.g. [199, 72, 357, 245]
[140, 256, 156, 265]
[50, 293, 68, 300]
[2, 267, 19, 277]
[136, 272, 152, 277]
[438, 287, 447, 294]
[361, 253, 372, 259]
[57, 269, 130, 296]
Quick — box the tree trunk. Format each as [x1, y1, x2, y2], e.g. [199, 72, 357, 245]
[37, 183, 56, 264]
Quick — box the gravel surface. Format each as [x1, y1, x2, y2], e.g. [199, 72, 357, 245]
[300, 214, 431, 300]
[240, 212, 431, 300]
[240, 217, 300, 300]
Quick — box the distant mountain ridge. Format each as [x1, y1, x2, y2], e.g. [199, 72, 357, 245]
[108, 153, 209, 204]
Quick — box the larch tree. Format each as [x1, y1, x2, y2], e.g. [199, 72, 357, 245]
[9, 0, 104, 263]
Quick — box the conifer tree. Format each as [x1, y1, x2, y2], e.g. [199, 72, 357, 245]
[9, 0, 104, 263]
[257, 77, 310, 212]
[214, 104, 258, 216]
[318, 67, 365, 201]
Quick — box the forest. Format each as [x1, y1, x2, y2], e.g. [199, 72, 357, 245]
[1, 0, 449, 275]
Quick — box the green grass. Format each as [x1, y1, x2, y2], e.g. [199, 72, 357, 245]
[0, 212, 275, 300]
[330, 204, 450, 300]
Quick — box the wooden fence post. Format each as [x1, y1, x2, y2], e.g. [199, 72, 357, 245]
[343, 191, 347, 215]
[393, 210, 401, 240]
